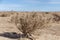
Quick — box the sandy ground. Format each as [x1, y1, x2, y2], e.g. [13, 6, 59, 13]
[0, 17, 20, 40]
[0, 12, 60, 40]
[31, 23, 60, 40]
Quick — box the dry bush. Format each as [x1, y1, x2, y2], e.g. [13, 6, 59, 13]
[0, 13, 8, 17]
[53, 14, 60, 21]
[11, 12, 54, 40]
[0, 12, 15, 17]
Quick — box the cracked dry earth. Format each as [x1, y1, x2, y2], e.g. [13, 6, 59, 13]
[0, 13, 60, 40]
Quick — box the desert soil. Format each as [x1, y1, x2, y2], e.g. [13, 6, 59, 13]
[0, 17, 20, 40]
[0, 12, 60, 40]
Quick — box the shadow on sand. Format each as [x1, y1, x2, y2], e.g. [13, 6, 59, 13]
[0, 32, 23, 39]
[0, 32, 33, 40]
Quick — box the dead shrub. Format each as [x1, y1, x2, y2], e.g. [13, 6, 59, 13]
[11, 12, 54, 40]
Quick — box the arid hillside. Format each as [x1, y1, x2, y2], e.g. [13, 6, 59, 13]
[0, 12, 60, 40]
